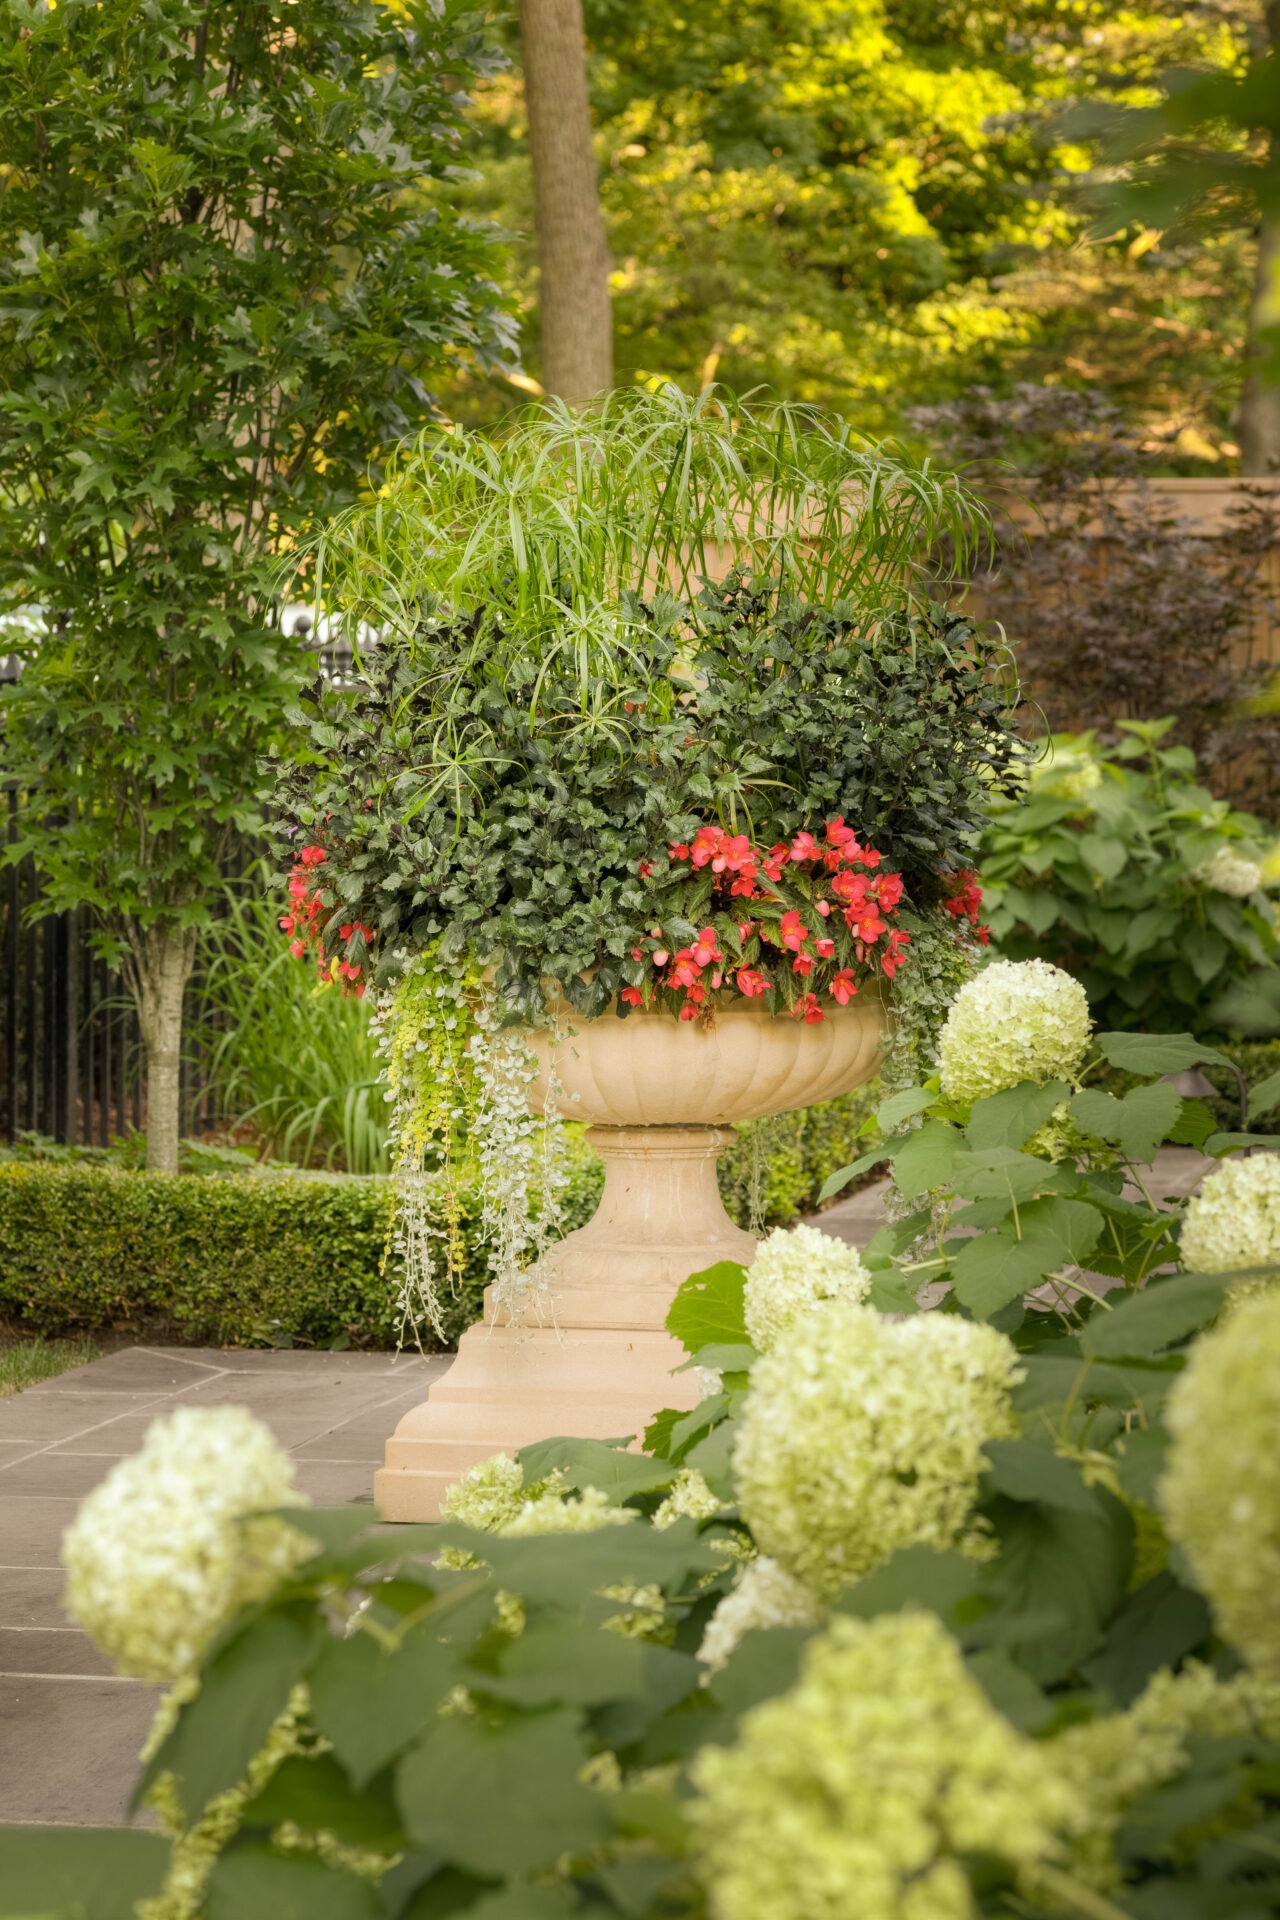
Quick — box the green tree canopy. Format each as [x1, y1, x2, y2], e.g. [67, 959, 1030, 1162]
[0, 0, 513, 1170]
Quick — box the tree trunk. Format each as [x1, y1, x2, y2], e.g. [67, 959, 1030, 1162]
[1237, 210, 1280, 475]
[125, 925, 197, 1175]
[1238, 1, 1280, 475]
[518, 0, 613, 403]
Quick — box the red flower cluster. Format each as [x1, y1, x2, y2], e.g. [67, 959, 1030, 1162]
[941, 868, 991, 946]
[279, 846, 374, 995]
[625, 819, 910, 1022]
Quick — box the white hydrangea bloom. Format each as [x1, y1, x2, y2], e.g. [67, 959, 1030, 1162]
[652, 1467, 723, 1530]
[697, 1556, 823, 1673]
[938, 958, 1093, 1104]
[689, 1610, 1084, 1920]
[1161, 1291, 1280, 1677]
[62, 1407, 308, 1683]
[743, 1224, 871, 1353]
[733, 1301, 1021, 1597]
[1193, 845, 1263, 898]
[1179, 1154, 1280, 1299]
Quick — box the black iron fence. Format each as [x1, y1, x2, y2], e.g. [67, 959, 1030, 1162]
[1, 788, 236, 1149]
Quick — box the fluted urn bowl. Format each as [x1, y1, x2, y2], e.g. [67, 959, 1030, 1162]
[525, 991, 888, 1125]
[374, 992, 888, 1522]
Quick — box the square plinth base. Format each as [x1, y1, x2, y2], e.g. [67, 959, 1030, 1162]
[373, 1320, 699, 1520]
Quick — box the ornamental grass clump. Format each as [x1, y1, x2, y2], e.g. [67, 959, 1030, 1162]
[937, 957, 1092, 1104]
[741, 1222, 871, 1353]
[1160, 1290, 1280, 1678]
[62, 1407, 308, 1683]
[688, 1610, 1085, 1920]
[732, 1299, 1021, 1596]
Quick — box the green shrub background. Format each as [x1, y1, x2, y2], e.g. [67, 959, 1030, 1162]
[0, 1090, 877, 1350]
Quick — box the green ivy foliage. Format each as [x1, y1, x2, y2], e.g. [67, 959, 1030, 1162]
[275, 578, 1020, 1018]
[979, 723, 1278, 1034]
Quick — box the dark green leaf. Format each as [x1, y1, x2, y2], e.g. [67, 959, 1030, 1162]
[309, 1584, 489, 1788]
[949, 1148, 1079, 1204]
[833, 1546, 990, 1641]
[240, 1753, 403, 1852]
[1082, 1572, 1212, 1708]
[983, 1490, 1133, 1682]
[665, 1263, 747, 1353]
[875, 1086, 933, 1131]
[1204, 1131, 1280, 1156]
[965, 1649, 1054, 1732]
[395, 1709, 611, 1875]
[982, 1438, 1099, 1514]
[142, 1605, 322, 1819]
[205, 1845, 382, 1920]
[1079, 1273, 1233, 1359]
[1169, 1099, 1218, 1150]
[867, 1271, 921, 1313]
[479, 1622, 696, 1713]
[0, 1830, 167, 1920]
[1248, 1067, 1280, 1122]
[1113, 1425, 1171, 1507]
[817, 1149, 890, 1202]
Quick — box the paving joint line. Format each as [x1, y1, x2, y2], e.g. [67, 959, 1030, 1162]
[0, 1370, 237, 1477]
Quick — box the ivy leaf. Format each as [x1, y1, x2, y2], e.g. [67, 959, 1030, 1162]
[395, 1709, 612, 1875]
[665, 1262, 747, 1353]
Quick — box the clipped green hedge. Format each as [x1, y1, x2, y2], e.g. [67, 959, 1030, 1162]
[0, 1088, 879, 1350]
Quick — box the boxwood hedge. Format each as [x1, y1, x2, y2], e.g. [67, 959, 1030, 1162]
[0, 1090, 878, 1350]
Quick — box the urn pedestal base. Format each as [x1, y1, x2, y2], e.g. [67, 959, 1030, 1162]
[374, 1124, 753, 1521]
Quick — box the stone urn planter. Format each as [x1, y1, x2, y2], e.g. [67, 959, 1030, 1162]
[374, 994, 886, 1519]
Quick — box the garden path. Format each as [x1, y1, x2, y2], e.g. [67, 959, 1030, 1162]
[0, 1145, 1208, 1830]
[0, 1347, 447, 1829]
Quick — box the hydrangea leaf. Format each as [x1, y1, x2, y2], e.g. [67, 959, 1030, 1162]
[949, 1148, 1079, 1204]
[515, 1438, 675, 1501]
[950, 1232, 1064, 1317]
[891, 1120, 966, 1197]
[875, 1085, 933, 1132]
[817, 1147, 891, 1202]
[1096, 1032, 1233, 1074]
[1113, 1426, 1171, 1507]
[1081, 1570, 1212, 1709]
[309, 1586, 489, 1789]
[0, 1830, 167, 1920]
[982, 1439, 1099, 1515]
[1168, 1097, 1217, 1150]
[239, 1752, 403, 1853]
[1072, 1083, 1182, 1162]
[867, 1271, 920, 1313]
[479, 1620, 696, 1713]
[395, 1708, 612, 1875]
[832, 1544, 989, 1640]
[463, 1885, 583, 1920]
[1078, 1272, 1234, 1359]
[472, 1524, 725, 1609]
[1247, 1067, 1280, 1122]
[964, 1649, 1055, 1733]
[665, 1262, 748, 1354]
[965, 1081, 1069, 1151]
[673, 1342, 758, 1375]
[984, 1490, 1133, 1682]
[1203, 1130, 1280, 1157]
[705, 1625, 815, 1722]
[140, 1604, 324, 1820]
[204, 1844, 382, 1920]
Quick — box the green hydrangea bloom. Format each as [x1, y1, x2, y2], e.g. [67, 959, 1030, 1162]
[1179, 1153, 1280, 1306]
[732, 1301, 1021, 1596]
[1051, 1661, 1280, 1889]
[1160, 1292, 1280, 1675]
[743, 1223, 871, 1353]
[697, 1555, 823, 1673]
[937, 959, 1092, 1105]
[441, 1452, 528, 1531]
[689, 1611, 1084, 1920]
[652, 1467, 723, 1530]
[502, 1486, 636, 1535]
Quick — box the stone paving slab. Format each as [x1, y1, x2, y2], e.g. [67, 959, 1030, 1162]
[0, 1345, 447, 1829]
